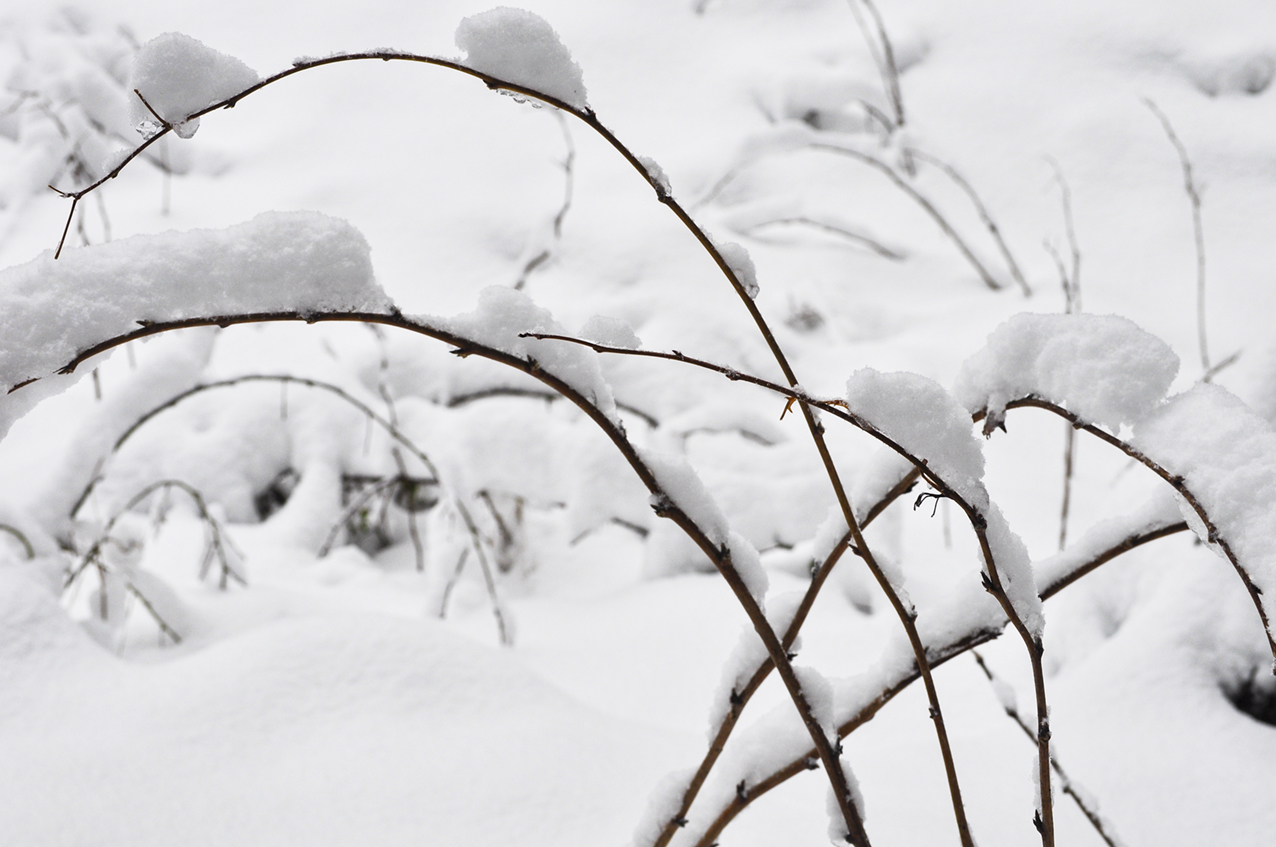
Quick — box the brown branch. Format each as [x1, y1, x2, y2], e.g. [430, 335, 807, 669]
[971, 651, 1125, 847]
[649, 466, 921, 847]
[31, 306, 870, 841]
[688, 513, 1183, 846]
[992, 396, 1276, 660]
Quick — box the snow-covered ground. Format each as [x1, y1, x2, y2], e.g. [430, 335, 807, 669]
[0, 0, 1274, 844]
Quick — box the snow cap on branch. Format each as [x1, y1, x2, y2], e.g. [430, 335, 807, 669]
[456, 7, 588, 110]
[845, 368, 1043, 636]
[439, 286, 619, 421]
[0, 211, 388, 439]
[129, 32, 259, 139]
[954, 313, 1179, 433]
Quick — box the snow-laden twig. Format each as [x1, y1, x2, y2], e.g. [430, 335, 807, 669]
[984, 397, 1276, 660]
[35, 302, 877, 843]
[687, 502, 1182, 845]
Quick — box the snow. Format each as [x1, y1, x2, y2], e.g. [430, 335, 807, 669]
[1132, 383, 1276, 633]
[846, 368, 985, 503]
[579, 313, 641, 349]
[455, 7, 588, 111]
[954, 312, 1181, 433]
[0, 212, 389, 440]
[437, 285, 620, 421]
[713, 238, 760, 299]
[639, 446, 729, 547]
[1, 1, 1275, 846]
[129, 32, 259, 139]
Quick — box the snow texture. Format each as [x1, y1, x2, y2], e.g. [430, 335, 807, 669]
[0, 212, 388, 440]
[954, 312, 1180, 433]
[436, 286, 619, 421]
[640, 447, 730, 547]
[793, 664, 836, 743]
[637, 155, 671, 197]
[1034, 490, 1184, 594]
[630, 767, 693, 847]
[129, 32, 259, 139]
[455, 8, 588, 110]
[846, 368, 985, 503]
[826, 758, 867, 842]
[726, 530, 768, 603]
[845, 368, 1042, 636]
[579, 314, 641, 350]
[1132, 384, 1276, 632]
[714, 239, 760, 299]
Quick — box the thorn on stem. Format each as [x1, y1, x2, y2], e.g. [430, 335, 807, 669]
[736, 781, 749, 803]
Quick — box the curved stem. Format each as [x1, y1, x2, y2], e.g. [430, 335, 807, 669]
[993, 397, 1276, 660]
[35, 306, 868, 842]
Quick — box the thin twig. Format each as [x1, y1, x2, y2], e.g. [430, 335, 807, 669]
[807, 142, 1003, 290]
[744, 216, 906, 260]
[847, 0, 904, 127]
[1143, 98, 1210, 378]
[908, 148, 1031, 296]
[972, 651, 1126, 847]
[515, 110, 575, 289]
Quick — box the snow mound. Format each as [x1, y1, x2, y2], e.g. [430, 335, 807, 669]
[1133, 384, 1276, 634]
[954, 312, 1179, 433]
[455, 7, 588, 111]
[129, 32, 259, 139]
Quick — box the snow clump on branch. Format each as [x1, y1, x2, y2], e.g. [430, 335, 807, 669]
[0, 211, 388, 438]
[845, 367, 1043, 637]
[129, 32, 259, 139]
[954, 312, 1179, 433]
[455, 7, 589, 111]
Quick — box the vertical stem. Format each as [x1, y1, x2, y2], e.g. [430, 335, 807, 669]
[1059, 424, 1074, 551]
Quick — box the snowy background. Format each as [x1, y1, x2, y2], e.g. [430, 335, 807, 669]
[0, 0, 1274, 844]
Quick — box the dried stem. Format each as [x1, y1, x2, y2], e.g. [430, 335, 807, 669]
[744, 216, 906, 260]
[35, 306, 871, 844]
[688, 516, 1177, 846]
[1144, 98, 1210, 378]
[971, 650, 1126, 847]
[990, 397, 1276, 659]
[0, 524, 36, 559]
[907, 148, 1031, 296]
[806, 142, 1003, 290]
[846, 0, 904, 127]
[1059, 425, 1075, 551]
[515, 110, 575, 289]
[648, 467, 921, 847]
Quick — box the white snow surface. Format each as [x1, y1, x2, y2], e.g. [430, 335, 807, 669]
[129, 32, 259, 138]
[1133, 384, 1276, 632]
[954, 312, 1180, 432]
[455, 7, 588, 110]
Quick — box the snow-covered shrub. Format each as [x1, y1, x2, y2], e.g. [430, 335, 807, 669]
[2, 6, 1274, 847]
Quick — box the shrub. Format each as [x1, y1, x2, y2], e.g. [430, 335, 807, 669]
[1, 5, 1274, 847]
